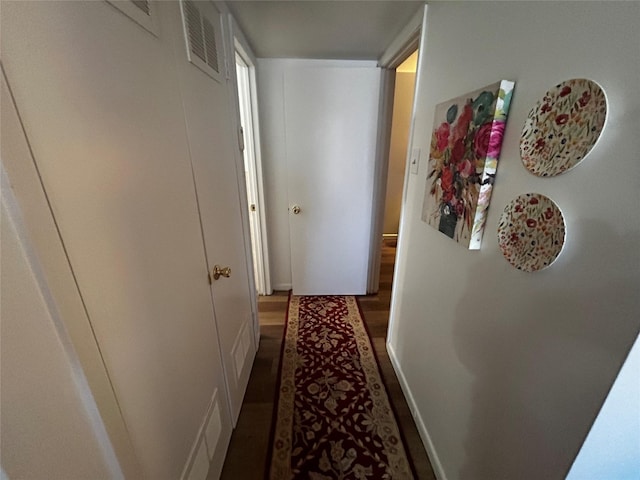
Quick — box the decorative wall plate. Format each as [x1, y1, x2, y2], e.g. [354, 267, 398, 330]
[520, 78, 607, 176]
[497, 193, 565, 272]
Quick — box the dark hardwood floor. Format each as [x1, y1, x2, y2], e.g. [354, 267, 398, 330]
[218, 240, 436, 479]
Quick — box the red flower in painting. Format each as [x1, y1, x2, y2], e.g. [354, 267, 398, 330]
[544, 207, 554, 219]
[450, 139, 465, 164]
[453, 103, 473, 141]
[534, 138, 546, 151]
[555, 114, 569, 125]
[526, 218, 537, 228]
[435, 122, 450, 151]
[541, 103, 552, 114]
[440, 166, 454, 192]
[560, 86, 572, 97]
[529, 196, 539, 205]
[578, 91, 592, 108]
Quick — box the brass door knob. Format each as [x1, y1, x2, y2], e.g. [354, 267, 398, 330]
[292, 205, 301, 215]
[212, 265, 231, 280]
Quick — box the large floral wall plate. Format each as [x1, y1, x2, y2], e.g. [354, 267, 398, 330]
[497, 193, 565, 272]
[422, 80, 515, 249]
[520, 78, 607, 177]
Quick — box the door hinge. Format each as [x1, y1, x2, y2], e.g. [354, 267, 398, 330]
[238, 126, 245, 152]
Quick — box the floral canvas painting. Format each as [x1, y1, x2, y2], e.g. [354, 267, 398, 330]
[422, 80, 515, 249]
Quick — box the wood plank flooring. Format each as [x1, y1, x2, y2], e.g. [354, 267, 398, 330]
[218, 240, 436, 479]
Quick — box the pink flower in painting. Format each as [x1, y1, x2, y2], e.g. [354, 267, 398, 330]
[526, 218, 538, 228]
[458, 159, 474, 178]
[555, 114, 569, 125]
[474, 121, 506, 159]
[435, 122, 450, 151]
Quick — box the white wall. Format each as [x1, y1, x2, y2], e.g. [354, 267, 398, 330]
[1, 173, 120, 480]
[388, 3, 640, 479]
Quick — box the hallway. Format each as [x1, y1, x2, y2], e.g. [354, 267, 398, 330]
[218, 240, 436, 479]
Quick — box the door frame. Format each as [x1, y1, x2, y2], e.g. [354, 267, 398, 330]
[367, 7, 424, 294]
[224, 10, 264, 347]
[234, 43, 272, 296]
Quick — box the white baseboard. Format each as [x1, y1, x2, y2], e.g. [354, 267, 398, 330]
[272, 283, 292, 292]
[387, 342, 448, 480]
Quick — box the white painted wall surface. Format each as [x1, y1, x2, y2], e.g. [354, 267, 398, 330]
[1, 178, 119, 480]
[388, 3, 640, 479]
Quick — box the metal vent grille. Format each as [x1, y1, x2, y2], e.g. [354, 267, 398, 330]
[184, 0, 206, 62]
[203, 18, 219, 72]
[131, 0, 150, 15]
[180, 0, 224, 82]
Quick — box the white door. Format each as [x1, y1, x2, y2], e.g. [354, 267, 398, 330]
[170, 1, 256, 423]
[284, 65, 381, 295]
[1, 2, 238, 477]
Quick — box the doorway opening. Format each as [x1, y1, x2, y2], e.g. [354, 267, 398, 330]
[382, 50, 418, 250]
[368, 46, 419, 295]
[235, 46, 271, 295]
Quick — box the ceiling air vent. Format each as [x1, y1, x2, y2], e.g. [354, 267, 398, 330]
[180, 0, 224, 82]
[106, 0, 158, 36]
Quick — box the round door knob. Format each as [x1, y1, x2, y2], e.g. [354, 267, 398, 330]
[292, 205, 301, 215]
[212, 265, 231, 280]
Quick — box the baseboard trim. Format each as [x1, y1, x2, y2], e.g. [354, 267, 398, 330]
[272, 283, 292, 292]
[387, 342, 448, 480]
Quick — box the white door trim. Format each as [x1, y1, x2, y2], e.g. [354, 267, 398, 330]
[235, 47, 272, 296]
[367, 6, 424, 294]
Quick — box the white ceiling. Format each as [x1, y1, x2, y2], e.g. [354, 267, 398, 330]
[226, 1, 425, 60]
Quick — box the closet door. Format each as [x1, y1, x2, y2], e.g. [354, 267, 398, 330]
[169, 0, 256, 423]
[1, 2, 233, 478]
[285, 64, 381, 295]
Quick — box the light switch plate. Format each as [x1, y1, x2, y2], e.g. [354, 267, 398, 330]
[410, 148, 420, 175]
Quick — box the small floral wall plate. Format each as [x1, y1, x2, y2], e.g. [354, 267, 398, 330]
[497, 193, 565, 272]
[520, 79, 607, 176]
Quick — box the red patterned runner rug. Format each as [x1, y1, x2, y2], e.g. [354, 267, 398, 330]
[268, 295, 415, 479]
